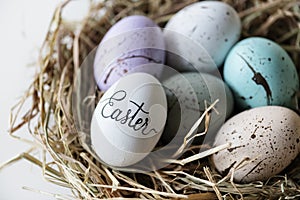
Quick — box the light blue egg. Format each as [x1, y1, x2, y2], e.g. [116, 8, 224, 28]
[224, 37, 299, 110]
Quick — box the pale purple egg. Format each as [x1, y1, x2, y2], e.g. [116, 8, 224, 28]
[94, 15, 165, 91]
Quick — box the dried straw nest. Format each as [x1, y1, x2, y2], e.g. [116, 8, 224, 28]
[6, 0, 300, 199]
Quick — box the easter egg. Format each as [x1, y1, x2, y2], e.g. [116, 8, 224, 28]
[161, 72, 234, 144]
[212, 106, 300, 183]
[164, 1, 241, 72]
[224, 37, 299, 110]
[94, 15, 165, 91]
[91, 73, 167, 167]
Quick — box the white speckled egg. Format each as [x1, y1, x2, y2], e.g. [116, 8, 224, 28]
[161, 72, 234, 144]
[94, 15, 165, 91]
[224, 37, 299, 110]
[212, 106, 300, 183]
[91, 73, 167, 167]
[164, 1, 241, 71]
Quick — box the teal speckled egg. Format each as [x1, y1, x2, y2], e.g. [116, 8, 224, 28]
[224, 37, 299, 111]
[161, 72, 234, 144]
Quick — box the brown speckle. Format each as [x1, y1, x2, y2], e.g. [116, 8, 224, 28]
[238, 54, 273, 104]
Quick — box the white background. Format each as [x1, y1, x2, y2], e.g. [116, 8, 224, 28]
[0, 1, 89, 199]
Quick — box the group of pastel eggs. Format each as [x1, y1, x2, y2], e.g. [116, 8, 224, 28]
[90, 1, 300, 183]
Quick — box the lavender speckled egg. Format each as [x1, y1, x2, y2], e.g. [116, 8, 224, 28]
[161, 72, 234, 144]
[164, 1, 241, 71]
[212, 106, 300, 183]
[94, 15, 165, 91]
[224, 37, 299, 111]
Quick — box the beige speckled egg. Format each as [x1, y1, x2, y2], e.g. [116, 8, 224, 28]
[211, 106, 300, 183]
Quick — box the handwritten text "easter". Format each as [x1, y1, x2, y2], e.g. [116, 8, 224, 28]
[100, 90, 158, 135]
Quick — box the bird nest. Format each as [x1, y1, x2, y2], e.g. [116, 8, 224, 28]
[6, 0, 300, 199]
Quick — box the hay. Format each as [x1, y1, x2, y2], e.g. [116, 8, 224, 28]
[6, 0, 300, 199]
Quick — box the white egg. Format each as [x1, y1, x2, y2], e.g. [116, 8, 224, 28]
[91, 73, 167, 167]
[164, 1, 241, 72]
[212, 106, 300, 183]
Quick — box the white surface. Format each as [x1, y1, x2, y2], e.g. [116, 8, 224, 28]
[0, 0, 88, 199]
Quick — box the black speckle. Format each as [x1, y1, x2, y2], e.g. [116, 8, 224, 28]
[59, 109, 63, 117]
[251, 134, 256, 139]
[296, 138, 299, 143]
[191, 26, 197, 33]
[267, 42, 271, 45]
[248, 48, 254, 53]
[227, 145, 243, 152]
[225, 38, 228, 42]
[221, 161, 236, 176]
[268, 58, 271, 61]
[226, 11, 230, 15]
[282, 57, 285, 61]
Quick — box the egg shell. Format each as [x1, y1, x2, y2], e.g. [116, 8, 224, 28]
[212, 106, 300, 183]
[91, 73, 167, 167]
[94, 15, 165, 91]
[161, 72, 234, 144]
[224, 37, 299, 110]
[164, 1, 241, 72]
